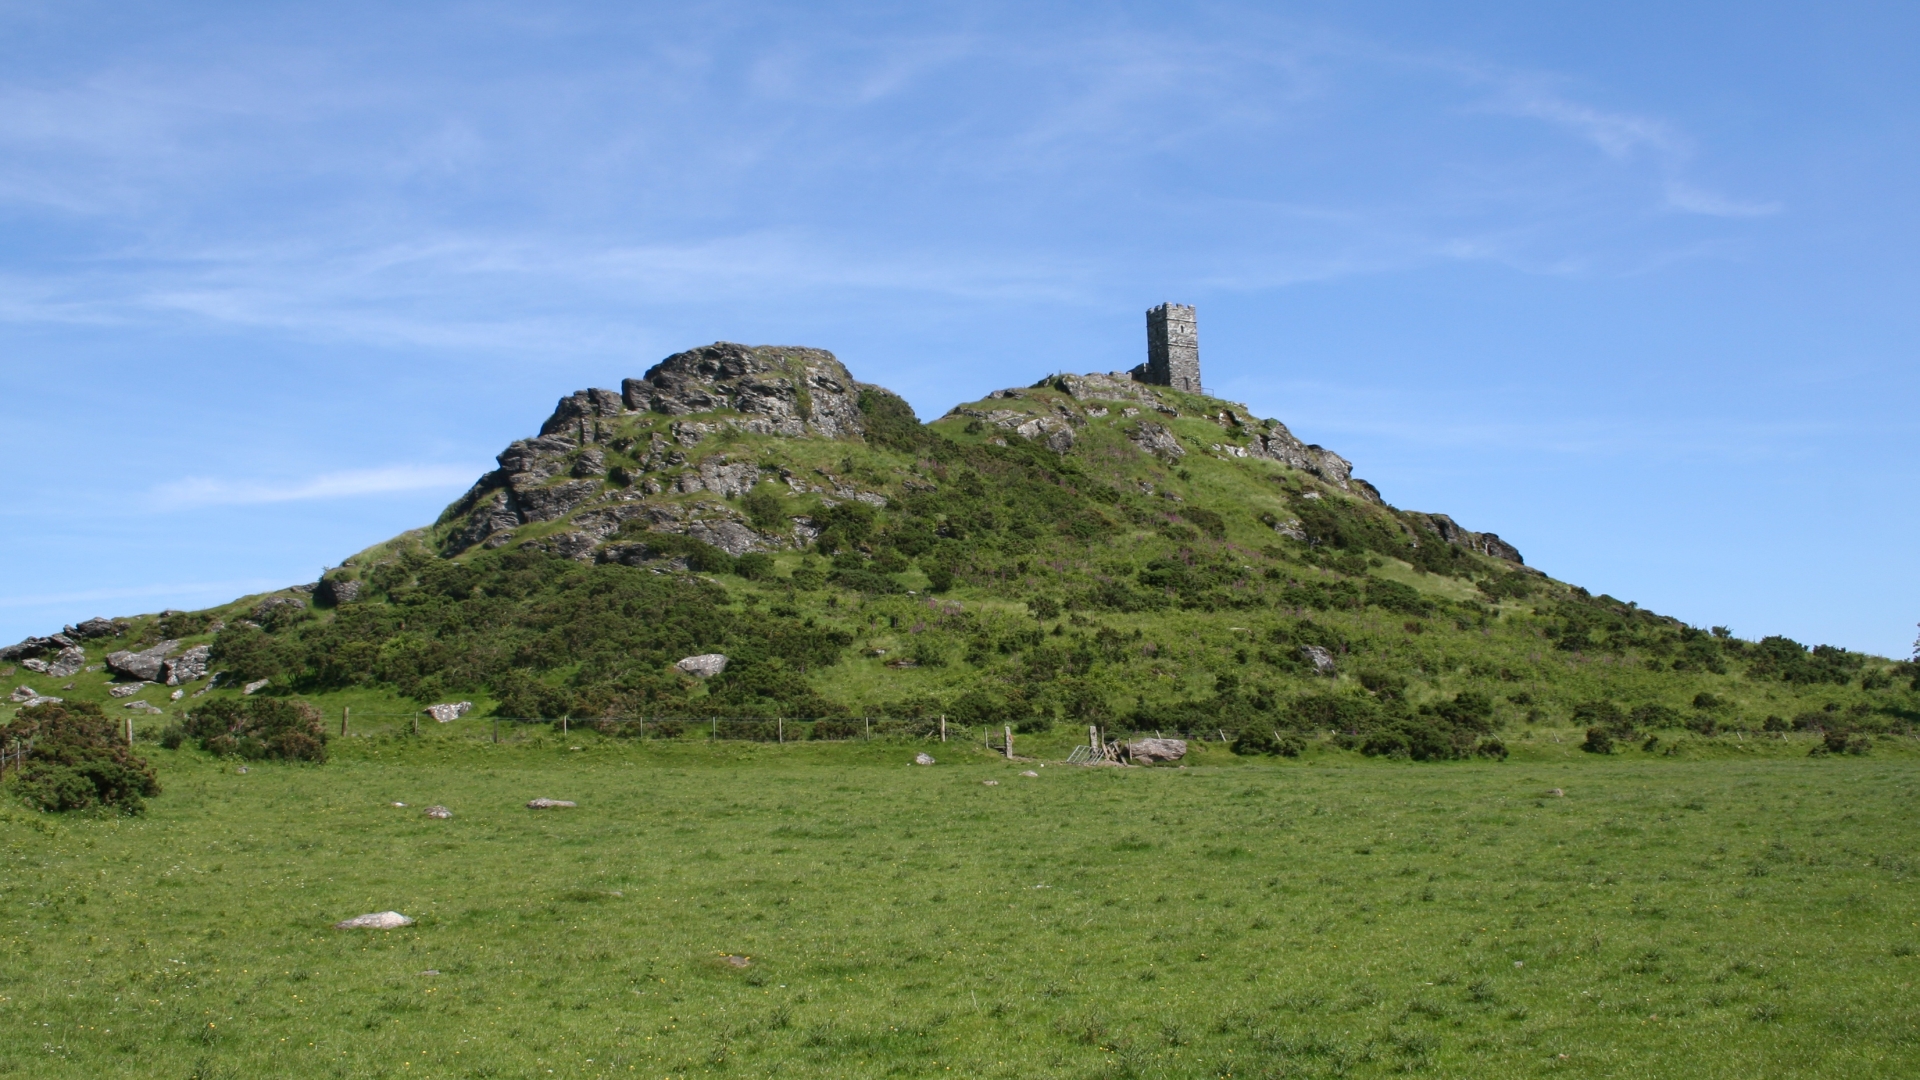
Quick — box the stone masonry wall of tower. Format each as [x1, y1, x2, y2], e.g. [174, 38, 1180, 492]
[1143, 303, 1201, 393]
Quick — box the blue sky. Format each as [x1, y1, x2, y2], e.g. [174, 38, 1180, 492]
[1, 0, 1915, 657]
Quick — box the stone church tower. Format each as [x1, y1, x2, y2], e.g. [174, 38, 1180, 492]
[1135, 303, 1200, 393]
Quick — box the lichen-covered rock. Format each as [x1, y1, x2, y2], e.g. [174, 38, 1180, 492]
[162, 645, 210, 685]
[107, 640, 180, 682]
[675, 653, 728, 677]
[1127, 421, 1186, 460]
[425, 701, 472, 722]
[1127, 737, 1188, 764]
[252, 596, 306, 620]
[65, 617, 124, 639]
[621, 343, 868, 439]
[44, 646, 86, 678]
[1300, 645, 1337, 675]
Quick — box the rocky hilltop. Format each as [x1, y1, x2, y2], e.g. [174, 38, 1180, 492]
[425, 343, 1518, 580]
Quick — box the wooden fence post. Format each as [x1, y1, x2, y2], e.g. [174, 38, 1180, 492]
[341, 706, 349, 737]
[711, 717, 717, 742]
[561, 715, 569, 736]
[127, 717, 134, 747]
[778, 717, 783, 743]
[865, 717, 871, 741]
[1004, 725, 1013, 760]
[940, 714, 947, 742]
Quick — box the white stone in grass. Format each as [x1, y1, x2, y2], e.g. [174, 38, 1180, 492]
[424, 701, 472, 722]
[913, 752, 936, 766]
[981, 780, 999, 786]
[675, 653, 728, 678]
[424, 805, 452, 819]
[1021, 770, 1039, 777]
[334, 911, 414, 930]
[243, 678, 270, 695]
[526, 798, 576, 809]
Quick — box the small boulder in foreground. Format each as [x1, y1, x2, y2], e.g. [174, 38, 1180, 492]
[424, 701, 472, 722]
[1128, 737, 1188, 764]
[526, 798, 576, 809]
[424, 805, 452, 819]
[913, 752, 935, 766]
[335, 911, 414, 930]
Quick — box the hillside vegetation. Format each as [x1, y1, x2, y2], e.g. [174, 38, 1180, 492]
[4, 344, 1914, 757]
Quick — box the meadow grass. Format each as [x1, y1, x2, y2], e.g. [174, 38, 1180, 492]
[3, 729, 1918, 1078]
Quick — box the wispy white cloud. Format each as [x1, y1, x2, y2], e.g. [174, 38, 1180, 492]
[1663, 181, 1782, 218]
[152, 464, 479, 508]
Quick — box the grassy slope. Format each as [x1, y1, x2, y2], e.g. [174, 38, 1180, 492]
[3, 730, 1918, 1078]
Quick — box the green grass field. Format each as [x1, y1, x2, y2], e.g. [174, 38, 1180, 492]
[4, 729, 1919, 1078]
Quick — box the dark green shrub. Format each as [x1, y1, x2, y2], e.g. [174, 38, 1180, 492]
[1581, 726, 1614, 754]
[1029, 596, 1061, 620]
[925, 565, 955, 593]
[4, 701, 161, 815]
[1692, 692, 1724, 710]
[857, 386, 923, 451]
[1475, 737, 1508, 760]
[183, 698, 330, 762]
[741, 486, 789, 532]
[734, 552, 775, 581]
[1762, 715, 1789, 732]
[1182, 507, 1227, 539]
[790, 559, 827, 590]
[828, 566, 906, 595]
[811, 719, 863, 740]
[1365, 578, 1432, 616]
[870, 548, 910, 573]
[1631, 703, 1683, 729]
[1231, 727, 1302, 757]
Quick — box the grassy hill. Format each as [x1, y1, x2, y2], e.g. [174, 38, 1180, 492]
[4, 343, 1913, 755]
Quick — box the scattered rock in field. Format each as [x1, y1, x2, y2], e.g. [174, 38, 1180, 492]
[1127, 737, 1188, 764]
[243, 678, 270, 695]
[913, 752, 936, 766]
[424, 805, 452, 819]
[46, 647, 86, 678]
[1126, 421, 1186, 460]
[675, 653, 728, 678]
[981, 780, 999, 786]
[526, 798, 576, 809]
[10, 685, 61, 706]
[1300, 645, 1337, 675]
[1021, 770, 1039, 777]
[1546, 788, 1565, 798]
[235, 766, 249, 774]
[252, 596, 307, 620]
[392, 801, 407, 807]
[424, 701, 472, 722]
[419, 969, 441, 977]
[334, 911, 414, 930]
[106, 640, 181, 682]
[722, 954, 751, 968]
[170, 689, 184, 700]
[109, 683, 146, 698]
[162, 645, 210, 685]
[123, 701, 163, 713]
[21, 658, 47, 673]
[62, 682, 74, 690]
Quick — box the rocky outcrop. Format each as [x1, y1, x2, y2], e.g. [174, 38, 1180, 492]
[424, 702, 472, 722]
[316, 578, 362, 606]
[107, 640, 180, 682]
[1402, 512, 1524, 564]
[43, 646, 85, 679]
[162, 645, 210, 685]
[1301, 645, 1337, 675]
[65, 617, 125, 639]
[253, 596, 306, 620]
[1127, 421, 1186, 460]
[622, 343, 867, 439]
[0, 633, 77, 662]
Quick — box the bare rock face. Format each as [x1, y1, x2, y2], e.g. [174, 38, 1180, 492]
[621, 343, 868, 439]
[317, 577, 363, 606]
[1402, 511, 1524, 564]
[66, 617, 125, 639]
[252, 596, 307, 620]
[1127, 421, 1186, 460]
[1127, 737, 1188, 764]
[107, 640, 180, 682]
[675, 654, 728, 678]
[1300, 645, 1337, 675]
[424, 702, 472, 722]
[162, 645, 210, 686]
[334, 911, 415, 930]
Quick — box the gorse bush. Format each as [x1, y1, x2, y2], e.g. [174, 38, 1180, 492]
[183, 698, 330, 762]
[4, 701, 160, 814]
